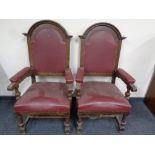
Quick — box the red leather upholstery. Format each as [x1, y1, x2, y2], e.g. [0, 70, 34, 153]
[30, 24, 68, 74]
[116, 68, 135, 84]
[78, 82, 131, 113]
[76, 67, 84, 83]
[65, 68, 74, 84]
[14, 82, 70, 113]
[10, 67, 32, 83]
[7, 21, 73, 134]
[83, 26, 121, 74]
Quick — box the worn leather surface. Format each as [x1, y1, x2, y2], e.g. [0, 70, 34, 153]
[83, 26, 120, 74]
[14, 82, 70, 113]
[78, 82, 131, 113]
[10, 67, 32, 83]
[116, 68, 136, 84]
[30, 24, 67, 73]
[76, 67, 84, 83]
[65, 68, 74, 84]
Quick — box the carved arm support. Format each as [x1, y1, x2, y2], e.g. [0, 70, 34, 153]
[75, 67, 84, 97]
[7, 67, 33, 98]
[115, 68, 137, 99]
[65, 68, 74, 100]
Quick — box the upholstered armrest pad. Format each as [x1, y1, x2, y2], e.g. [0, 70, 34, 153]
[116, 68, 136, 85]
[10, 67, 32, 83]
[65, 68, 74, 84]
[76, 67, 84, 83]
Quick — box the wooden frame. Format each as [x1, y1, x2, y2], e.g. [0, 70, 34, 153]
[16, 112, 70, 135]
[10, 20, 73, 134]
[79, 23, 126, 77]
[76, 23, 133, 134]
[24, 20, 72, 76]
[77, 113, 129, 134]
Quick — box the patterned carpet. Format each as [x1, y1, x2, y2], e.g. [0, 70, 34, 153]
[0, 97, 155, 135]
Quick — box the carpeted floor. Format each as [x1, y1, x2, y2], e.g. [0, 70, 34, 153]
[0, 97, 155, 135]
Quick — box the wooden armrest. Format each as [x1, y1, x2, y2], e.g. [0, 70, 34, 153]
[115, 68, 137, 98]
[10, 67, 32, 84]
[129, 84, 137, 92]
[7, 83, 17, 91]
[116, 68, 136, 85]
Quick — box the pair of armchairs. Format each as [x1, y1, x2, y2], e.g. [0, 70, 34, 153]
[8, 20, 137, 134]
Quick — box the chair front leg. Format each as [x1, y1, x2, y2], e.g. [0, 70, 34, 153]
[116, 114, 128, 131]
[15, 87, 21, 100]
[16, 113, 26, 134]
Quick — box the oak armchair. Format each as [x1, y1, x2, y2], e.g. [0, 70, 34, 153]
[75, 23, 137, 134]
[8, 20, 73, 134]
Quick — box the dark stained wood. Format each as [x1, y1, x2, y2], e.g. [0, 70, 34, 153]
[25, 20, 72, 76]
[79, 22, 126, 77]
[145, 66, 155, 116]
[77, 112, 129, 134]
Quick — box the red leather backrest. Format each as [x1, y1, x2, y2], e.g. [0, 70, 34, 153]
[80, 23, 123, 75]
[27, 20, 71, 75]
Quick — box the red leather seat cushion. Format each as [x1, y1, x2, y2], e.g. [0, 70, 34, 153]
[78, 82, 131, 113]
[14, 82, 70, 113]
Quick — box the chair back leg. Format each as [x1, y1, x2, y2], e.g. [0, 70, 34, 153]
[64, 117, 70, 134]
[77, 116, 83, 134]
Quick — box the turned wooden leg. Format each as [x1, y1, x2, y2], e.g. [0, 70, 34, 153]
[64, 117, 70, 135]
[15, 87, 21, 100]
[116, 114, 128, 131]
[16, 114, 26, 134]
[77, 116, 83, 134]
